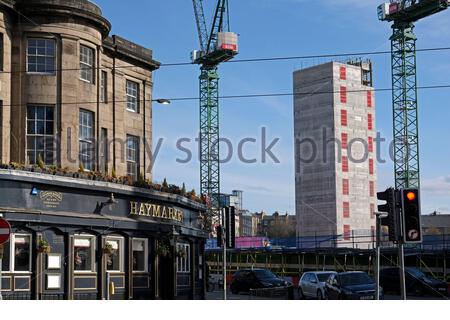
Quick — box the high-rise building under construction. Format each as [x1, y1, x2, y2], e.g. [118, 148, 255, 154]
[293, 61, 377, 246]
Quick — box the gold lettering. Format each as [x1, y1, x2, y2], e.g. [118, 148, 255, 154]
[130, 201, 138, 215]
[161, 206, 168, 219]
[139, 203, 146, 216]
[145, 203, 152, 216]
[153, 205, 161, 217]
[130, 202, 184, 222]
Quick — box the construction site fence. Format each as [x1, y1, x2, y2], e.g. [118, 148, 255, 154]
[206, 234, 450, 251]
[206, 244, 450, 284]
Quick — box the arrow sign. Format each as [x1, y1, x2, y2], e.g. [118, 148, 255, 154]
[0, 218, 11, 245]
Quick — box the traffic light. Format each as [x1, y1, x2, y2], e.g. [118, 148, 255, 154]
[401, 188, 422, 244]
[216, 225, 223, 247]
[225, 206, 236, 249]
[377, 188, 401, 242]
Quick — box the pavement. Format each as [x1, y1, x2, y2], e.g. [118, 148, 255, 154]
[206, 288, 447, 300]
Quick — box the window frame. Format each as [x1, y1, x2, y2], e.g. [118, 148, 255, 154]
[26, 105, 55, 165]
[11, 233, 32, 274]
[105, 236, 124, 273]
[132, 238, 148, 273]
[126, 80, 139, 112]
[26, 38, 56, 75]
[340, 109, 348, 126]
[0, 33, 4, 72]
[73, 234, 96, 273]
[126, 134, 140, 179]
[79, 109, 95, 171]
[79, 44, 95, 83]
[176, 243, 191, 273]
[100, 70, 108, 103]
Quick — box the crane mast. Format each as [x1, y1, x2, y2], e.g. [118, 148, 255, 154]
[191, 0, 238, 229]
[378, 0, 449, 189]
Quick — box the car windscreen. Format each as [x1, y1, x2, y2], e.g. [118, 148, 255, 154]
[407, 268, 427, 280]
[253, 270, 277, 280]
[317, 273, 334, 282]
[340, 273, 373, 286]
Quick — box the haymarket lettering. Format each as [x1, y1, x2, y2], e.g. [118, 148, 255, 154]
[130, 201, 184, 222]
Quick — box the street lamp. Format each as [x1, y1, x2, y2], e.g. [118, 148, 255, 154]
[153, 99, 171, 105]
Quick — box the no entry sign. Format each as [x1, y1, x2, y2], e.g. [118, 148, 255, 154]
[0, 218, 11, 245]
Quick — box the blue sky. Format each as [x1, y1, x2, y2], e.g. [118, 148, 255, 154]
[95, 0, 450, 215]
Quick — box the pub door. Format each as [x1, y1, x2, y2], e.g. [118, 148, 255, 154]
[157, 244, 175, 300]
[39, 229, 67, 300]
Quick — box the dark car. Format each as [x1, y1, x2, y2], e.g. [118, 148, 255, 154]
[380, 267, 448, 297]
[325, 272, 382, 300]
[230, 269, 292, 294]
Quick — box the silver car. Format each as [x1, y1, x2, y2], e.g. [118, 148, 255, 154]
[298, 271, 337, 299]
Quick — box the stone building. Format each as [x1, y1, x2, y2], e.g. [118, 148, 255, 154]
[293, 61, 377, 243]
[0, 0, 159, 179]
[0, 0, 207, 300]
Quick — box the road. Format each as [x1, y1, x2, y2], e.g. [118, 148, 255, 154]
[206, 288, 447, 300]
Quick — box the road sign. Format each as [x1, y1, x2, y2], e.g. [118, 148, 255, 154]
[0, 218, 11, 245]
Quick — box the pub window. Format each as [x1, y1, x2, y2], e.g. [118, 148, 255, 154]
[27, 38, 56, 74]
[12, 234, 32, 272]
[74, 235, 95, 272]
[80, 45, 94, 83]
[106, 237, 124, 272]
[79, 109, 94, 171]
[26, 105, 55, 165]
[126, 135, 139, 180]
[132, 238, 148, 273]
[126, 80, 139, 112]
[100, 71, 107, 103]
[176, 243, 190, 273]
[1, 236, 10, 272]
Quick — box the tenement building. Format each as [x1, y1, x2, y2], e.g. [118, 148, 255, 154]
[293, 61, 377, 247]
[0, 0, 207, 300]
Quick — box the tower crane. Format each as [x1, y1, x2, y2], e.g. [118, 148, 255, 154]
[191, 0, 238, 229]
[377, 0, 449, 189]
[378, 0, 449, 299]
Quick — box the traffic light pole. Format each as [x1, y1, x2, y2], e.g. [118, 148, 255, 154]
[222, 208, 227, 300]
[375, 212, 388, 300]
[399, 242, 407, 300]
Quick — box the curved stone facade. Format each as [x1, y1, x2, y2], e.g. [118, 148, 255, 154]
[0, 0, 160, 179]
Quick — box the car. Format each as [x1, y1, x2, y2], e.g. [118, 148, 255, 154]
[325, 271, 382, 300]
[230, 269, 292, 294]
[298, 271, 336, 300]
[380, 267, 448, 297]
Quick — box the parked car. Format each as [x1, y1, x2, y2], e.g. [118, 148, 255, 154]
[325, 272, 382, 300]
[298, 271, 336, 300]
[230, 269, 292, 294]
[380, 267, 448, 297]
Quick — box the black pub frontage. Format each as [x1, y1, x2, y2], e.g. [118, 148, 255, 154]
[0, 170, 208, 300]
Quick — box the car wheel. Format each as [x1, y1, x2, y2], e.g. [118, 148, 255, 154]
[317, 290, 323, 300]
[298, 287, 304, 300]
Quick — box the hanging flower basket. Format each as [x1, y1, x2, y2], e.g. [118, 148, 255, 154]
[103, 242, 115, 255]
[176, 248, 187, 259]
[37, 239, 51, 254]
[156, 243, 171, 258]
